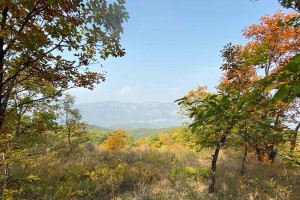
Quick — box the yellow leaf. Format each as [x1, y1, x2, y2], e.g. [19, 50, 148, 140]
[264, 82, 286, 93]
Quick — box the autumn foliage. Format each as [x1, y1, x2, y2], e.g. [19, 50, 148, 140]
[178, 10, 300, 193]
[243, 11, 300, 65]
[0, 0, 129, 132]
[103, 129, 129, 150]
[0, 1, 300, 198]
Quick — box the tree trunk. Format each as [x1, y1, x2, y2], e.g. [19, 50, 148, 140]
[241, 145, 248, 175]
[267, 112, 282, 162]
[208, 135, 226, 193]
[290, 123, 300, 152]
[0, 7, 8, 133]
[15, 113, 21, 137]
[68, 125, 72, 152]
[268, 142, 277, 162]
[1, 153, 9, 195]
[0, 96, 9, 133]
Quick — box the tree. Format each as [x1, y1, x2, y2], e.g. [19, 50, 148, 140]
[243, 11, 300, 74]
[258, 8, 300, 103]
[178, 11, 300, 193]
[221, 11, 300, 161]
[243, 11, 300, 156]
[0, 0, 129, 132]
[178, 87, 243, 193]
[60, 94, 81, 151]
[10, 88, 61, 136]
[219, 43, 287, 163]
[103, 129, 128, 151]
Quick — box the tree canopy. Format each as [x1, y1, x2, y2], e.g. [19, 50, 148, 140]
[0, 0, 129, 131]
[178, 10, 300, 193]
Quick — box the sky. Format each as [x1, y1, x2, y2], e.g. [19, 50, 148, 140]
[71, 0, 286, 104]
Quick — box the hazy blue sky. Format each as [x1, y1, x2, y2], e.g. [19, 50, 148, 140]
[71, 0, 285, 103]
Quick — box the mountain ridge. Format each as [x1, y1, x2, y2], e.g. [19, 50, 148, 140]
[76, 101, 182, 128]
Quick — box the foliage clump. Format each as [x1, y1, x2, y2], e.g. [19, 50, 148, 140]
[103, 129, 132, 150]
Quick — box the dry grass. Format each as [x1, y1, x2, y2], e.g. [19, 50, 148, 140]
[210, 149, 300, 200]
[3, 139, 300, 200]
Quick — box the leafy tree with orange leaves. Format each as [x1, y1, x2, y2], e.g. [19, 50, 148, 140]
[220, 11, 300, 159]
[245, 10, 300, 103]
[179, 10, 300, 193]
[103, 129, 130, 151]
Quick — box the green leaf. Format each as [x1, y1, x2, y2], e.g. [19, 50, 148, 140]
[277, 19, 285, 27]
[273, 85, 291, 102]
[285, 54, 300, 73]
[292, 82, 300, 96]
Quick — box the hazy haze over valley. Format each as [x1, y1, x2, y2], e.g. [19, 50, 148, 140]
[76, 101, 182, 128]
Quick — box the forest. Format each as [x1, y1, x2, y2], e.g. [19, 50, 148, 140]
[0, 0, 300, 199]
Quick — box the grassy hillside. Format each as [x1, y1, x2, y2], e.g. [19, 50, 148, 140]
[1, 128, 299, 199]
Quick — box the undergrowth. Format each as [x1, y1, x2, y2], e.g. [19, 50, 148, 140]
[1, 131, 300, 200]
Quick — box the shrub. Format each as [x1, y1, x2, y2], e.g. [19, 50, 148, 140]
[103, 129, 128, 150]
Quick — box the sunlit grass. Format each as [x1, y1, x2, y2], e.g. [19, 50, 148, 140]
[3, 132, 300, 199]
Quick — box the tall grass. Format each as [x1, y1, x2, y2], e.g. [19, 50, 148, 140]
[1, 132, 300, 199]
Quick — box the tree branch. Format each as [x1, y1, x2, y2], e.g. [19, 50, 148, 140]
[0, 35, 67, 88]
[3, 0, 47, 56]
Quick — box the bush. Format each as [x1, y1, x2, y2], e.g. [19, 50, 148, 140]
[103, 129, 129, 150]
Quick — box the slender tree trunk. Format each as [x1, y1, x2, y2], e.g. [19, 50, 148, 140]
[68, 125, 72, 152]
[0, 39, 5, 131]
[3, 162, 9, 191]
[241, 145, 248, 175]
[1, 153, 9, 194]
[267, 112, 282, 162]
[0, 7, 8, 133]
[208, 135, 226, 193]
[14, 96, 24, 137]
[290, 123, 300, 152]
[0, 112, 4, 133]
[15, 113, 21, 137]
[0, 93, 10, 133]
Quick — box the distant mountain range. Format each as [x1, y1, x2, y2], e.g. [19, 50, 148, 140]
[76, 101, 182, 128]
